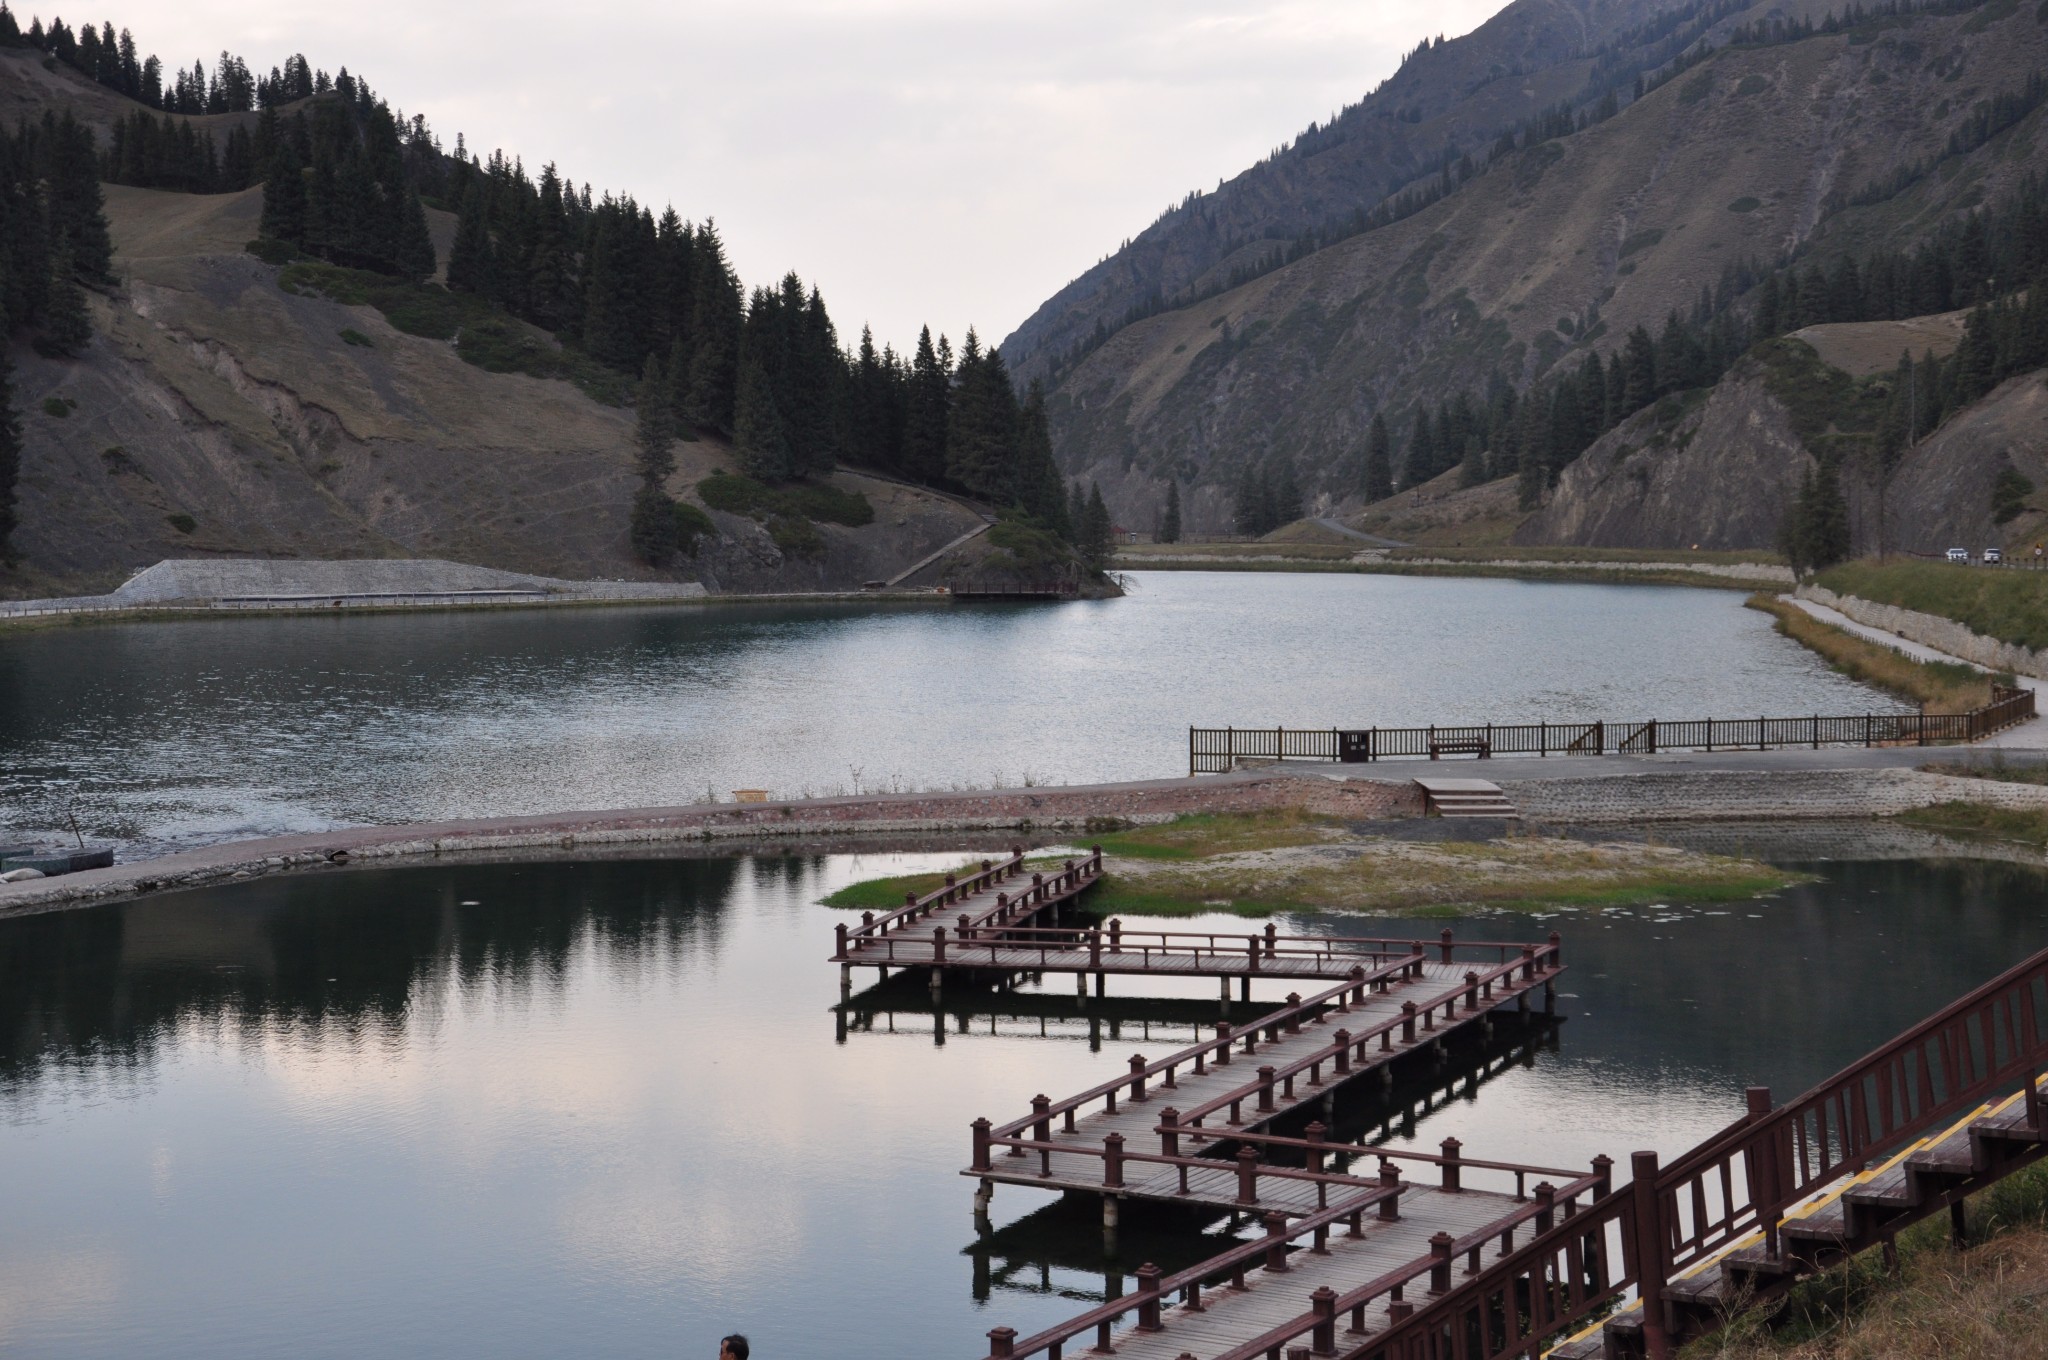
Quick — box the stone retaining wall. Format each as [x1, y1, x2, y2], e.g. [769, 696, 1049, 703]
[1795, 585, 2048, 679]
[0, 774, 1422, 916]
[1519, 767, 2048, 823]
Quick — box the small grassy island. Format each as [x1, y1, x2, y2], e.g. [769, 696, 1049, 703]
[822, 810, 1806, 918]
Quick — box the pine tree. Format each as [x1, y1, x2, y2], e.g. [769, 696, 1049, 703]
[0, 339, 19, 561]
[1158, 479, 1182, 543]
[38, 265, 92, 357]
[1364, 413, 1393, 501]
[1014, 380, 1069, 533]
[1070, 480, 1088, 541]
[394, 189, 435, 281]
[1081, 483, 1113, 570]
[733, 353, 790, 481]
[446, 180, 494, 297]
[1271, 460, 1302, 525]
[634, 354, 676, 486]
[630, 487, 679, 566]
[902, 326, 950, 486]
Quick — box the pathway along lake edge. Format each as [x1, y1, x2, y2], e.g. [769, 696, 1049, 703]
[8, 754, 2048, 917]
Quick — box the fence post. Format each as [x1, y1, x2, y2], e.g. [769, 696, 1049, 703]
[1441, 1137, 1463, 1191]
[1237, 1146, 1261, 1204]
[1103, 1132, 1126, 1188]
[1630, 1150, 1673, 1360]
[1813, 713, 1820, 750]
[932, 927, 946, 965]
[1866, 713, 1872, 747]
[1596, 720, 1604, 754]
[972, 1117, 992, 1172]
[1135, 1263, 1163, 1331]
[1649, 719, 1657, 754]
[1264, 1212, 1290, 1272]
[1429, 723, 1437, 760]
[987, 1326, 1016, 1358]
[1539, 719, 1546, 756]
[1440, 928, 1455, 964]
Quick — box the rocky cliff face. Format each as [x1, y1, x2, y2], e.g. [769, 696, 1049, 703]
[1036, 2, 2048, 537]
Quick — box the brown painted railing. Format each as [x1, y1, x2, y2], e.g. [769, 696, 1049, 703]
[1321, 941, 2048, 1360]
[976, 943, 2048, 1360]
[833, 849, 1103, 958]
[1188, 685, 2036, 772]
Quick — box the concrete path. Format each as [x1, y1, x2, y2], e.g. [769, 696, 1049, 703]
[1784, 595, 2048, 750]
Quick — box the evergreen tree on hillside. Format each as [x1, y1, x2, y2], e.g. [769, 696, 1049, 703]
[259, 143, 306, 245]
[394, 189, 434, 281]
[1363, 413, 1393, 502]
[39, 265, 92, 357]
[1069, 480, 1088, 541]
[902, 327, 950, 487]
[733, 353, 790, 482]
[684, 222, 742, 434]
[446, 180, 495, 298]
[1271, 459, 1302, 526]
[630, 355, 680, 564]
[1081, 483, 1113, 570]
[1158, 479, 1182, 543]
[945, 330, 1021, 502]
[0, 339, 19, 561]
[1781, 462, 1851, 574]
[1015, 379, 1070, 534]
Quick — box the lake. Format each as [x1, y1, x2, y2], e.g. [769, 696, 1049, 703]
[0, 573, 1897, 859]
[2, 847, 2043, 1358]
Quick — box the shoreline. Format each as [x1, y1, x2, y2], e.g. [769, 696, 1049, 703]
[10, 753, 2048, 918]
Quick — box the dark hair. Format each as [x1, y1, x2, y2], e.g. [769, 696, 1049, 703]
[721, 1336, 750, 1360]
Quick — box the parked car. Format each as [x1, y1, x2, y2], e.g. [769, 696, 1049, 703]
[1946, 547, 1970, 563]
[1983, 548, 2004, 564]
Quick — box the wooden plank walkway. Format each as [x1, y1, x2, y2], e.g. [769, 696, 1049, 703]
[968, 955, 1561, 1216]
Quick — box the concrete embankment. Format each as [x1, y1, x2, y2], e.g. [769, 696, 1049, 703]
[1796, 583, 2048, 680]
[9, 753, 2048, 917]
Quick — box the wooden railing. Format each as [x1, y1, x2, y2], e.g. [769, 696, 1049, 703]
[1323, 941, 2048, 1360]
[975, 942, 2048, 1360]
[833, 848, 1103, 958]
[970, 937, 1564, 1172]
[1188, 686, 2036, 772]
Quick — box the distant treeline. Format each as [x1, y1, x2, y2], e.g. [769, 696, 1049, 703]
[1338, 174, 2048, 520]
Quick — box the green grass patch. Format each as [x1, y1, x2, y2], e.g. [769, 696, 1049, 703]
[39, 397, 70, 418]
[985, 515, 1076, 572]
[277, 261, 631, 405]
[338, 327, 374, 348]
[1089, 809, 1347, 861]
[1817, 558, 2048, 652]
[1896, 801, 2048, 844]
[1754, 337, 1888, 451]
[165, 512, 196, 534]
[1728, 196, 1762, 213]
[1747, 592, 1992, 712]
[1931, 757, 2048, 785]
[697, 471, 873, 529]
[819, 862, 984, 910]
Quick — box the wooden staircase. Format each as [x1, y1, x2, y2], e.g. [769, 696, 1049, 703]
[1550, 1075, 2048, 1359]
[1414, 777, 1520, 819]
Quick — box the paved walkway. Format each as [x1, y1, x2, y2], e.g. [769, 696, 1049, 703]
[1785, 595, 2048, 750]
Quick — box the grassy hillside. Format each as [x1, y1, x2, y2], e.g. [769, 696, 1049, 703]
[1816, 559, 2048, 651]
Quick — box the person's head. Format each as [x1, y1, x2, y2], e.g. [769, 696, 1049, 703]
[720, 1336, 749, 1360]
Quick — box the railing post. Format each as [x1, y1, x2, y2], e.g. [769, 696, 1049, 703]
[1549, 931, 1562, 968]
[1629, 1150, 1673, 1360]
[986, 1326, 1016, 1358]
[1428, 1231, 1454, 1292]
[1333, 1030, 1352, 1074]
[1257, 1064, 1277, 1112]
[834, 922, 848, 958]
[1109, 917, 1123, 952]
[1440, 1137, 1462, 1191]
[1310, 1285, 1338, 1355]
[1129, 1053, 1148, 1102]
[1746, 1085, 1783, 1256]
[932, 926, 946, 964]
[1216, 1021, 1232, 1066]
[1103, 1132, 1126, 1189]
[972, 1117, 992, 1172]
[1464, 970, 1480, 1010]
[1305, 1121, 1327, 1177]
[1439, 928, 1455, 964]
[1031, 1094, 1051, 1150]
[1592, 1153, 1615, 1198]
[1160, 1107, 1180, 1157]
[1534, 1180, 1556, 1232]
[1264, 922, 1279, 959]
[1089, 928, 1102, 970]
[1263, 1212, 1290, 1272]
[1401, 1002, 1418, 1043]
[1522, 944, 1536, 981]
[1135, 1262, 1163, 1331]
[1237, 1146, 1261, 1204]
[1284, 992, 1302, 1033]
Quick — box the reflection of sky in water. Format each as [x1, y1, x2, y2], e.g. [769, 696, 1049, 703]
[0, 573, 1900, 857]
[1, 851, 2043, 1358]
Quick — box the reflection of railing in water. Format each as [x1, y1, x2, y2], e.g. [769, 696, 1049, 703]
[1188, 686, 2037, 772]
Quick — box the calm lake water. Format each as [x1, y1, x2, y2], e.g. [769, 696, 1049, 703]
[2, 849, 2043, 1358]
[1, 573, 1896, 859]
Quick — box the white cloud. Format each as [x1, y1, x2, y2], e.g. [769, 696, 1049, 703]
[111, 0, 1504, 347]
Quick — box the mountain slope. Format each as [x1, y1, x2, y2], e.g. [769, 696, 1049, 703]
[1038, 0, 2048, 534]
[1001, 0, 1718, 384]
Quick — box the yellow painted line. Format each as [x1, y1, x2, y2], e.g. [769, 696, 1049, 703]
[1547, 1078, 2040, 1355]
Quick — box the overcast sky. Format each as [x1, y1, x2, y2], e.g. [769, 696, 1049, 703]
[124, 0, 1504, 351]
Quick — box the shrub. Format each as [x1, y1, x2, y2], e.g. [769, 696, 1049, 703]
[165, 513, 196, 534]
[1992, 467, 2034, 523]
[1728, 196, 1761, 213]
[40, 397, 70, 418]
[244, 238, 298, 266]
[696, 472, 872, 529]
[339, 328, 374, 348]
[673, 500, 716, 555]
[768, 513, 824, 557]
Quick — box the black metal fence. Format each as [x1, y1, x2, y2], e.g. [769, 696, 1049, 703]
[1189, 685, 2036, 773]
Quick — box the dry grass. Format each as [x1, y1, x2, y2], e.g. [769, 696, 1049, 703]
[1748, 594, 1992, 714]
[1688, 1165, 2048, 1359]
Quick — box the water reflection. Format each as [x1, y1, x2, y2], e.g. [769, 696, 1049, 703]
[0, 574, 1901, 856]
[0, 850, 2043, 1358]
